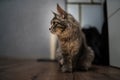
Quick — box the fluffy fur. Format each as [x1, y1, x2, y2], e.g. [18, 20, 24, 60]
[49, 4, 94, 72]
[82, 27, 102, 64]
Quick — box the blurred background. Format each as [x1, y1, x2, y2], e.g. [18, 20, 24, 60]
[0, 0, 120, 68]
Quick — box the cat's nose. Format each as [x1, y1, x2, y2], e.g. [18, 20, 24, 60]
[49, 28, 51, 30]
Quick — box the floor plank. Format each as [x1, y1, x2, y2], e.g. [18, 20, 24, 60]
[0, 59, 120, 80]
[33, 62, 73, 80]
[74, 65, 120, 80]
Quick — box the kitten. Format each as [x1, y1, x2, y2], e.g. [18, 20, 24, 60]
[49, 4, 94, 72]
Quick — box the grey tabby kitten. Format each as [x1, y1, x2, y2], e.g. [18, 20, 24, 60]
[49, 4, 94, 72]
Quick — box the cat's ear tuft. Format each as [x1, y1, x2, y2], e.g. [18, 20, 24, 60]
[52, 11, 58, 17]
[57, 4, 67, 18]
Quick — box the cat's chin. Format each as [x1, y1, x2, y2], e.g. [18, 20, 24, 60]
[50, 31, 55, 34]
[50, 32, 58, 36]
[51, 32, 61, 36]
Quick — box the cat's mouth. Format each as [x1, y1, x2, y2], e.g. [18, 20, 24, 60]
[49, 27, 55, 34]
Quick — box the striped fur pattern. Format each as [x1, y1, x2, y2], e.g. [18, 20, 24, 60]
[49, 4, 94, 72]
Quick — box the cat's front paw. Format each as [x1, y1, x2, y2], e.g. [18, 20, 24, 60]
[79, 66, 89, 71]
[61, 65, 72, 72]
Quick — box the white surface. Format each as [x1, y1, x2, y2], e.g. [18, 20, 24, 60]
[81, 5, 104, 33]
[107, 0, 120, 17]
[67, 0, 91, 3]
[93, 0, 102, 3]
[107, 0, 120, 67]
[67, 4, 79, 22]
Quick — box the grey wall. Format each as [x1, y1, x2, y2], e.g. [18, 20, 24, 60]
[81, 5, 104, 33]
[107, 0, 120, 67]
[67, 2, 104, 33]
[0, 0, 65, 59]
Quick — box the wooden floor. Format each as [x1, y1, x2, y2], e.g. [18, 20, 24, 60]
[0, 58, 120, 80]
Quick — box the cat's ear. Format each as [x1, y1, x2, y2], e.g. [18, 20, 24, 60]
[57, 4, 67, 18]
[52, 11, 58, 17]
[52, 11, 60, 19]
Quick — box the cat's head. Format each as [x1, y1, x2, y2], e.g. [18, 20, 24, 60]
[49, 4, 78, 36]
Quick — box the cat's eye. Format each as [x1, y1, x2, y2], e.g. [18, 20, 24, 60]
[53, 22, 56, 24]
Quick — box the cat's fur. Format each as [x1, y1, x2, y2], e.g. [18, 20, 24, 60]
[82, 27, 102, 64]
[49, 4, 94, 72]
